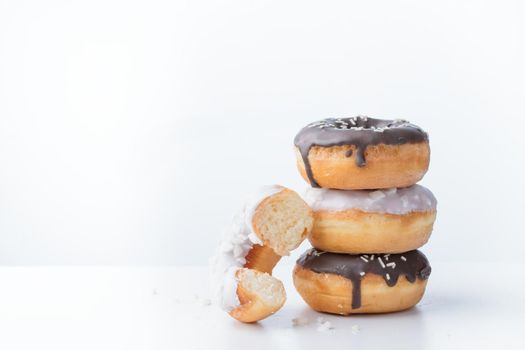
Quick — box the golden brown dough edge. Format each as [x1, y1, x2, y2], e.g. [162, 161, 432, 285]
[294, 142, 430, 189]
[309, 209, 437, 253]
[293, 265, 428, 315]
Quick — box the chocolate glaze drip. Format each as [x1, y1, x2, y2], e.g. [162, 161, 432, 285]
[296, 248, 431, 309]
[293, 116, 428, 187]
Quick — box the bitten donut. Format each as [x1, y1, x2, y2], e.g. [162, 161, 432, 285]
[294, 116, 430, 189]
[304, 185, 437, 253]
[210, 185, 313, 323]
[293, 248, 431, 315]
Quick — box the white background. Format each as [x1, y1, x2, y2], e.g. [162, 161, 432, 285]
[0, 0, 524, 265]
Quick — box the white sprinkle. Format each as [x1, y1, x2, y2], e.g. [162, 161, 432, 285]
[370, 255, 375, 261]
[351, 324, 360, 335]
[385, 188, 397, 195]
[316, 317, 335, 332]
[362, 254, 369, 258]
[233, 245, 244, 258]
[369, 190, 386, 200]
[292, 317, 310, 327]
[359, 272, 365, 276]
[308, 122, 324, 128]
[386, 262, 396, 269]
[386, 273, 391, 281]
[384, 254, 390, 261]
[220, 242, 233, 253]
[378, 257, 386, 268]
[401, 256, 407, 261]
[360, 256, 369, 263]
[230, 234, 245, 245]
[194, 295, 212, 306]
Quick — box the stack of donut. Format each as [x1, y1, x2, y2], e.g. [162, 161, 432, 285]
[293, 116, 437, 314]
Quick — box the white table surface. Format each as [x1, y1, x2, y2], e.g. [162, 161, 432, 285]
[0, 263, 523, 350]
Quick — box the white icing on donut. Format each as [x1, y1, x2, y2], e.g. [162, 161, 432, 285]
[304, 184, 437, 215]
[210, 185, 284, 311]
[209, 211, 252, 311]
[221, 266, 240, 311]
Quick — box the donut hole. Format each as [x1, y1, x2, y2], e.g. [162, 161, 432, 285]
[252, 189, 313, 256]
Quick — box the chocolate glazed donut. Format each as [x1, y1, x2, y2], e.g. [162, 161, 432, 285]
[294, 116, 430, 189]
[293, 248, 431, 314]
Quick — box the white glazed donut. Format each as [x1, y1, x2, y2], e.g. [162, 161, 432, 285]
[210, 185, 313, 323]
[304, 185, 437, 253]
